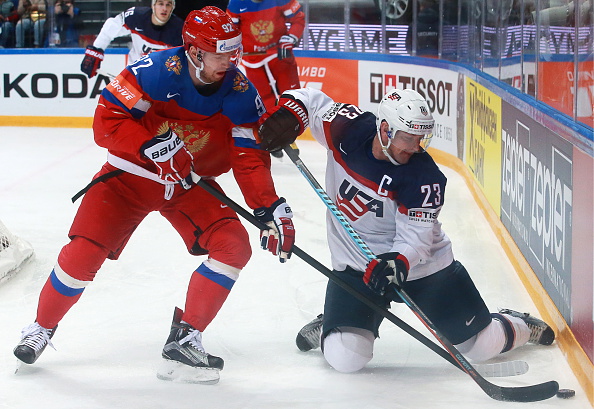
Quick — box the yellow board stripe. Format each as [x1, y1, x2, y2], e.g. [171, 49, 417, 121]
[0, 116, 93, 128]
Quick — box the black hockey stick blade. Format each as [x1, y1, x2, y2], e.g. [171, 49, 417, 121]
[479, 379, 559, 402]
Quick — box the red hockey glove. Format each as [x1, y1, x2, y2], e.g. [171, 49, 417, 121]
[258, 95, 309, 153]
[254, 198, 295, 263]
[277, 34, 298, 60]
[141, 128, 194, 189]
[80, 45, 105, 78]
[363, 252, 409, 296]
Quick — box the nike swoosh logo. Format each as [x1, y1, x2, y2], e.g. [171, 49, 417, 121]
[465, 316, 476, 326]
[220, 204, 228, 208]
[167, 92, 180, 98]
[240, 8, 247, 12]
[135, 27, 143, 32]
[339, 143, 347, 155]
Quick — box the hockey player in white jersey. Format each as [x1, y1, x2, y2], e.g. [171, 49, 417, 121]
[80, 0, 183, 78]
[258, 87, 555, 373]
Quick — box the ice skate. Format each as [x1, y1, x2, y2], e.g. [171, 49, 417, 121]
[499, 309, 555, 345]
[296, 314, 323, 352]
[157, 307, 224, 384]
[13, 322, 57, 364]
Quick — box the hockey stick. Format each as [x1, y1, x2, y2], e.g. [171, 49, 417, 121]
[281, 145, 559, 402]
[96, 69, 116, 79]
[192, 175, 528, 379]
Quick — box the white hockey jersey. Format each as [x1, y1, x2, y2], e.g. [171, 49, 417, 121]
[93, 7, 183, 64]
[284, 88, 454, 280]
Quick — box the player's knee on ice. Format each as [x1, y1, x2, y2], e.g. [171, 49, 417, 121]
[322, 327, 375, 373]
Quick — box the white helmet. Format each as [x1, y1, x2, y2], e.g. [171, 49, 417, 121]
[376, 88, 434, 138]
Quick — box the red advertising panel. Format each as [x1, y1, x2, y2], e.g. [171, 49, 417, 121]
[538, 60, 594, 127]
[295, 57, 358, 106]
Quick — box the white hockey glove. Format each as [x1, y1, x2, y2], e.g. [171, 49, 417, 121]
[277, 34, 298, 60]
[254, 198, 295, 263]
[141, 128, 194, 190]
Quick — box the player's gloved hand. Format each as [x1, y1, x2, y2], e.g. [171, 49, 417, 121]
[141, 128, 194, 190]
[277, 34, 298, 60]
[258, 95, 309, 153]
[81, 45, 105, 78]
[254, 198, 295, 263]
[363, 252, 409, 296]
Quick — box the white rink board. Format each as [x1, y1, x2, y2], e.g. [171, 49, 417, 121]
[1, 52, 126, 117]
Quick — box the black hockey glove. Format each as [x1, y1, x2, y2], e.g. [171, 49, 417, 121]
[258, 95, 309, 153]
[81, 45, 104, 78]
[363, 252, 409, 296]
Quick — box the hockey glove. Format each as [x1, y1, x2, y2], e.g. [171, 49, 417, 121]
[81, 45, 105, 78]
[258, 96, 309, 153]
[363, 252, 409, 296]
[254, 198, 295, 263]
[141, 128, 194, 189]
[277, 34, 298, 60]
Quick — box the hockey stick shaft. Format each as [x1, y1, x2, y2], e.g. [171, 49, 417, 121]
[192, 176, 525, 378]
[282, 145, 558, 402]
[96, 69, 116, 79]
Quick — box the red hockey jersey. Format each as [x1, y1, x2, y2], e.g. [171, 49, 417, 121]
[227, 0, 305, 63]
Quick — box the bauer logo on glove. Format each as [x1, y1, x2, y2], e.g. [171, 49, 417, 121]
[80, 45, 105, 79]
[258, 95, 308, 152]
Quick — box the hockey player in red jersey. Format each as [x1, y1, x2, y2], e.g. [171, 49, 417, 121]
[227, 0, 304, 113]
[15, 7, 295, 385]
[258, 88, 554, 374]
[81, 0, 184, 78]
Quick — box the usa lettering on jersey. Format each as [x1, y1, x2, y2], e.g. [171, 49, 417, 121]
[336, 179, 384, 221]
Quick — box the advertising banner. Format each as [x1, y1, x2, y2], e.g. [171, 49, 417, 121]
[295, 57, 358, 105]
[538, 60, 594, 128]
[570, 147, 594, 362]
[0, 53, 126, 118]
[501, 101, 574, 321]
[357, 61, 459, 156]
[465, 79, 502, 215]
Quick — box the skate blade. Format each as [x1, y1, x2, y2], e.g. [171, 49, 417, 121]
[15, 359, 23, 374]
[157, 359, 220, 385]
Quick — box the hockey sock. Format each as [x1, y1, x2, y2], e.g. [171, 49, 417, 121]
[36, 238, 108, 328]
[491, 313, 530, 353]
[183, 259, 239, 331]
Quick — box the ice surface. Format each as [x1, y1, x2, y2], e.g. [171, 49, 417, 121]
[0, 128, 589, 409]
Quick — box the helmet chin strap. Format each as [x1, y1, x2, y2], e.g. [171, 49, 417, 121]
[185, 50, 215, 85]
[377, 128, 401, 166]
